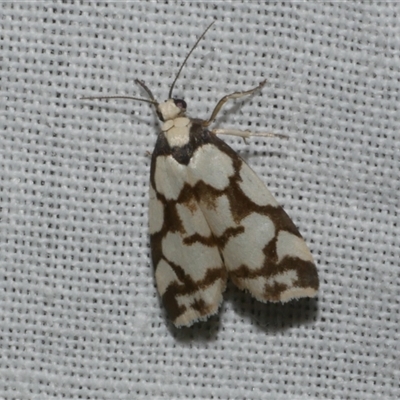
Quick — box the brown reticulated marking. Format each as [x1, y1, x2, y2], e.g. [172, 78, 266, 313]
[216, 226, 245, 249]
[279, 257, 319, 291]
[161, 259, 227, 323]
[150, 196, 184, 269]
[183, 232, 217, 247]
[150, 174, 222, 268]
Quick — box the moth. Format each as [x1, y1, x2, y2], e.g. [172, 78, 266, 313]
[85, 23, 319, 327]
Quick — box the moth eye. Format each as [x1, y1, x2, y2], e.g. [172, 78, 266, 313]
[173, 98, 187, 110]
[156, 110, 164, 122]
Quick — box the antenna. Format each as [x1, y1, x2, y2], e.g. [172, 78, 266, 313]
[80, 95, 157, 105]
[81, 22, 215, 107]
[81, 80, 158, 107]
[168, 21, 215, 99]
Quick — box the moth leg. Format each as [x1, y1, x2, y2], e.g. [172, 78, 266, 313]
[203, 80, 267, 127]
[211, 128, 288, 140]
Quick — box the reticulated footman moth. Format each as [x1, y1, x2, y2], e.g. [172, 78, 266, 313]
[84, 22, 319, 327]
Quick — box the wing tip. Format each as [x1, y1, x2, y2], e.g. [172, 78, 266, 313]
[237, 284, 318, 305]
[172, 294, 225, 328]
[278, 287, 318, 303]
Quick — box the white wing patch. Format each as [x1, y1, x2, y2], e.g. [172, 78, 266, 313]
[148, 185, 164, 234]
[238, 163, 279, 206]
[222, 213, 276, 271]
[276, 231, 314, 263]
[176, 201, 211, 238]
[189, 144, 235, 189]
[279, 287, 317, 302]
[161, 232, 221, 281]
[155, 259, 179, 296]
[154, 156, 186, 200]
[199, 194, 236, 237]
[267, 270, 298, 287]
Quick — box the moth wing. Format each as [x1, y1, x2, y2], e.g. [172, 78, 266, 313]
[188, 133, 319, 303]
[149, 149, 227, 327]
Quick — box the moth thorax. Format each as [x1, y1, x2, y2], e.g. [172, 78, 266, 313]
[157, 98, 187, 121]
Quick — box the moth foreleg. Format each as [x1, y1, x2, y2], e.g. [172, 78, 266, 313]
[203, 80, 267, 127]
[211, 128, 288, 140]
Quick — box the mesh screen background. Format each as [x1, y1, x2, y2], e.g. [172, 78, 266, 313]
[1, 2, 399, 399]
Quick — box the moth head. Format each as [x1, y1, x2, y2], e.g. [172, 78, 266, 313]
[157, 98, 187, 122]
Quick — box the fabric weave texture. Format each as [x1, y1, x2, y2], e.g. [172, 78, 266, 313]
[1, 2, 399, 399]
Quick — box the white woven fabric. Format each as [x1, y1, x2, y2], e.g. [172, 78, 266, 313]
[1, 2, 399, 399]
